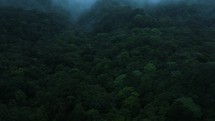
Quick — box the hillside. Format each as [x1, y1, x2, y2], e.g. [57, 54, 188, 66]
[0, 1, 215, 121]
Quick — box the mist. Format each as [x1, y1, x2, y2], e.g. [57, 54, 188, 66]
[52, 0, 97, 17]
[0, 0, 199, 10]
[51, 0, 201, 19]
[0, 0, 213, 19]
[0, 0, 53, 11]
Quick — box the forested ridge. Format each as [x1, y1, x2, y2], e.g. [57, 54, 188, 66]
[0, 1, 215, 121]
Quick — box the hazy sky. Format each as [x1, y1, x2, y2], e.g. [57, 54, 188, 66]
[0, 0, 210, 18]
[0, 0, 200, 12]
[52, 0, 97, 15]
[51, 0, 169, 15]
[51, 0, 197, 13]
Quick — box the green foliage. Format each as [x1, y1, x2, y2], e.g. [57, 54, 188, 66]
[167, 97, 202, 121]
[86, 109, 101, 121]
[0, 2, 215, 121]
[144, 63, 156, 74]
[69, 104, 86, 121]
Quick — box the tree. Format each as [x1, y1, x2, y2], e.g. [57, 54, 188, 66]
[69, 104, 86, 121]
[144, 63, 156, 74]
[167, 97, 202, 121]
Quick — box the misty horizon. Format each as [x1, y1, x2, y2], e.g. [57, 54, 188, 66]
[0, 0, 211, 13]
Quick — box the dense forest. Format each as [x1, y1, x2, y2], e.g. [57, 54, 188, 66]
[0, 0, 215, 121]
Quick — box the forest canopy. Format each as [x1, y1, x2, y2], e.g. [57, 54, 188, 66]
[0, 0, 215, 121]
